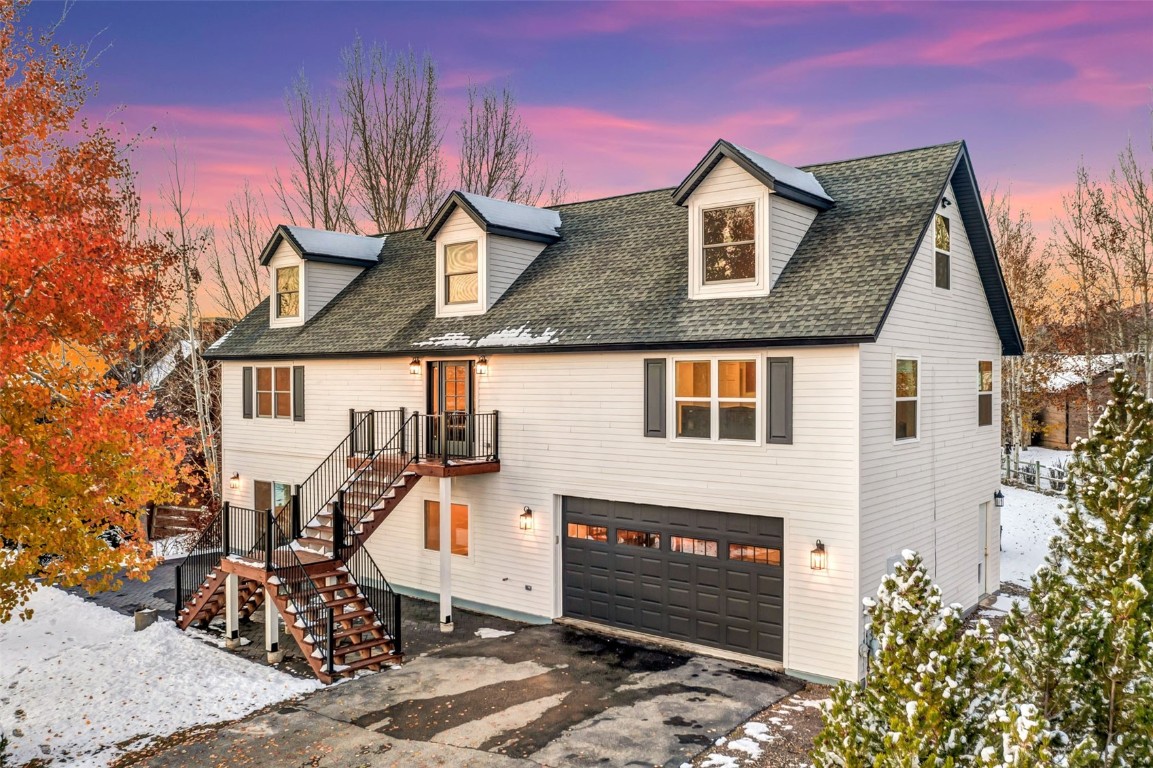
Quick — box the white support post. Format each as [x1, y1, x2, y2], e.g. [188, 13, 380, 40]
[439, 476, 453, 633]
[264, 588, 279, 654]
[224, 573, 240, 644]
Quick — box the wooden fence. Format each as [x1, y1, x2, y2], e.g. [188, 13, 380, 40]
[1001, 455, 1069, 494]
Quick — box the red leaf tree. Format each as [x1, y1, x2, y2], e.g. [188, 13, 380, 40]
[0, 1, 191, 621]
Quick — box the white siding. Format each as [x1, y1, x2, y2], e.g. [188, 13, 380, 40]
[487, 234, 545, 309]
[770, 197, 817, 287]
[305, 261, 362, 320]
[220, 344, 863, 681]
[858, 183, 1003, 675]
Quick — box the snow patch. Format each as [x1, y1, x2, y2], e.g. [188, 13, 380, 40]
[475, 627, 515, 639]
[1000, 485, 1063, 587]
[476, 325, 561, 347]
[416, 332, 474, 348]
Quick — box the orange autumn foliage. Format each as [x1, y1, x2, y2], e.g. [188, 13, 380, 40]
[0, 0, 191, 621]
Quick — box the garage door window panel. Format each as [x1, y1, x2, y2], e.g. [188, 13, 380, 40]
[673, 358, 758, 442]
[567, 523, 608, 542]
[670, 535, 718, 557]
[617, 528, 661, 548]
[729, 543, 782, 566]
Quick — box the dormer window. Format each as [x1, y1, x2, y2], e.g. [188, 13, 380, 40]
[445, 241, 479, 305]
[276, 266, 300, 318]
[703, 203, 756, 284]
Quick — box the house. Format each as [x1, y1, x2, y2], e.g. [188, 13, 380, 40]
[187, 139, 1021, 684]
[1034, 354, 1142, 450]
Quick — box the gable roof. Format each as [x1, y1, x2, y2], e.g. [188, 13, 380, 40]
[208, 140, 1023, 361]
[259, 225, 385, 267]
[672, 139, 834, 210]
[423, 191, 563, 244]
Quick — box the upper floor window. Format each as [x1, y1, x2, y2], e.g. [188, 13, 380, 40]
[934, 214, 951, 290]
[674, 358, 757, 442]
[978, 360, 993, 426]
[256, 366, 292, 419]
[445, 241, 479, 304]
[276, 266, 300, 317]
[703, 203, 756, 284]
[895, 358, 919, 441]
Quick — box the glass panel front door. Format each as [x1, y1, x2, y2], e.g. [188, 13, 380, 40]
[429, 361, 473, 459]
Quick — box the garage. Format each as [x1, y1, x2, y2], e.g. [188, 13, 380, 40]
[562, 497, 784, 661]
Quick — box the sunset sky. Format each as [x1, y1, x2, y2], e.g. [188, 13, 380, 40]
[27, 1, 1153, 238]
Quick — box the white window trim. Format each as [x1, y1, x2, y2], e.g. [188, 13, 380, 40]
[893, 355, 921, 444]
[269, 257, 307, 329]
[422, 499, 473, 560]
[977, 358, 994, 428]
[687, 187, 771, 300]
[255, 365, 294, 420]
[933, 211, 951, 292]
[274, 265, 302, 319]
[668, 354, 763, 445]
[253, 479, 292, 512]
[436, 237, 487, 317]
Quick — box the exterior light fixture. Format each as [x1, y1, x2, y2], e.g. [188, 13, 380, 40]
[519, 506, 533, 531]
[229, 472, 240, 491]
[409, 357, 421, 375]
[994, 490, 1005, 508]
[476, 355, 490, 375]
[810, 540, 827, 571]
[941, 196, 953, 208]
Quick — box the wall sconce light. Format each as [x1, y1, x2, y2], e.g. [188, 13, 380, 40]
[941, 196, 953, 208]
[409, 357, 422, 375]
[810, 540, 827, 571]
[476, 355, 490, 375]
[994, 490, 1005, 508]
[229, 472, 240, 491]
[519, 506, 533, 530]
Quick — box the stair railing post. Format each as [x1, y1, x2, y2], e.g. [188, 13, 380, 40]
[368, 409, 376, 454]
[439, 413, 446, 461]
[333, 490, 345, 559]
[174, 565, 183, 620]
[492, 410, 500, 461]
[222, 501, 231, 556]
[414, 412, 421, 461]
[291, 486, 301, 540]
[326, 607, 336, 677]
[349, 408, 357, 454]
[399, 407, 407, 457]
[392, 590, 403, 656]
[265, 508, 275, 571]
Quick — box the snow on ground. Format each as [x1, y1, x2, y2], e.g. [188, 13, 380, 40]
[1000, 485, 1064, 588]
[151, 534, 194, 560]
[1014, 446, 1072, 467]
[0, 587, 320, 767]
[475, 627, 515, 639]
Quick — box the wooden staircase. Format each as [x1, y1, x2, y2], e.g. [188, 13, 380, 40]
[176, 570, 264, 630]
[293, 467, 422, 559]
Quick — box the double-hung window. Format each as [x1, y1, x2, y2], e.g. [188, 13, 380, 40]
[444, 241, 479, 304]
[674, 359, 757, 442]
[276, 266, 300, 318]
[895, 358, 919, 441]
[702, 203, 756, 284]
[256, 366, 292, 419]
[978, 361, 993, 426]
[934, 214, 951, 290]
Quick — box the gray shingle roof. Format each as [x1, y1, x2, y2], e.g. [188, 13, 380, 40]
[208, 141, 1022, 360]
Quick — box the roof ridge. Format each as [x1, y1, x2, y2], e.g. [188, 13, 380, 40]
[545, 186, 677, 211]
[800, 140, 963, 171]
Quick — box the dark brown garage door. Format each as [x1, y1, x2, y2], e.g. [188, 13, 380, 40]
[562, 497, 784, 661]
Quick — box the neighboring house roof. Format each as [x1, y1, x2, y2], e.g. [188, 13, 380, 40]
[259, 225, 385, 267]
[672, 139, 834, 210]
[423, 190, 564, 244]
[1046, 353, 1137, 392]
[207, 140, 1024, 361]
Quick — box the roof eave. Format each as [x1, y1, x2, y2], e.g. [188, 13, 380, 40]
[672, 140, 833, 211]
[422, 191, 560, 243]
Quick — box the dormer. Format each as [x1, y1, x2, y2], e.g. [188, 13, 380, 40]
[259, 225, 384, 328]
[423, 191, 562, 318]
[673, 140, 833, 300]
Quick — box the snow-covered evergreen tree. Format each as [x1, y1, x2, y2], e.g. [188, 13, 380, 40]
[813, 551, 1009, 767]
[1007, 371, 1153, 766]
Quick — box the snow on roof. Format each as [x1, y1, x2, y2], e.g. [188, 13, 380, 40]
[458, 192, 562, 238]
[285, 226, 384, 263]
[1046, 353, 1133, 392]
[729, 143, 832, 203]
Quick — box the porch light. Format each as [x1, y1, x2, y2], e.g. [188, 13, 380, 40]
[810, 540, 827, 571]
[994, 490, 1005, 508]
[409, 357, 421, 375]
[476, 355, 490, 375]
[519, 506, 533, 531]
[229, 472, 240, 491]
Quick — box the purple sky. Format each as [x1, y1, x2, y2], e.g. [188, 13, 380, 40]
[28, 1, 1153, 236]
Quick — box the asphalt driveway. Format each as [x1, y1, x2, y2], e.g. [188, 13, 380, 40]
[128, 621, 799, 767]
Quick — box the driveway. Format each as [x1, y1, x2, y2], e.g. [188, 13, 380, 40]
[129, 621, 800, 767]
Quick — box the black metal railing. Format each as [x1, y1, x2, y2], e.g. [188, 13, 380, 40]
[273, 551, 336, 676]
[295, 409, 405, 539]
[174, 504, 225, 620]
[411, 411, 499, 464]
[333, 416, 418, 553]
[340, 545, 403, 656]
[222, 503, 289, 570]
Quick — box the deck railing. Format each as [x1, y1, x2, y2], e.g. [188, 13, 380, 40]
[174, 504, 224, 620]
[339, 545, 403, 656]
[411, 411, 500, 464]
[273, 551, 336, 676]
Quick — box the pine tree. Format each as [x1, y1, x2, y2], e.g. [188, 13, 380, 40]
[813, 551, 1009, 767]
[1008, 371, 1153, 766]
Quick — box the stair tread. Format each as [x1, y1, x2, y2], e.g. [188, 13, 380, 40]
[326, 595, 366, 609]
[332, 609, 376, 622]
[333, 622, 382, 640]
[333, 637, 395, 657]
[340, 654, 395, 672]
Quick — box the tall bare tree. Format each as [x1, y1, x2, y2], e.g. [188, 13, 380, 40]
[273, 70, 357, 232]
[341, 39, 443, 232]
[207, 180, 270, 320]
[458, 84, 545, 205]
[988, 189, 1057, 454]
[1113, 135, 1153, 397]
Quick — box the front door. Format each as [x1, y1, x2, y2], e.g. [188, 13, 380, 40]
[428, 361, 473, 458]
[977, 501, 990, 595]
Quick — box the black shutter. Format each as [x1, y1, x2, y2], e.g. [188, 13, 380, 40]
[643, 358, 666, 438]
[293, 366, 305, 422]
[767, 357, 793, 444]
[242, 366, 253, 419]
